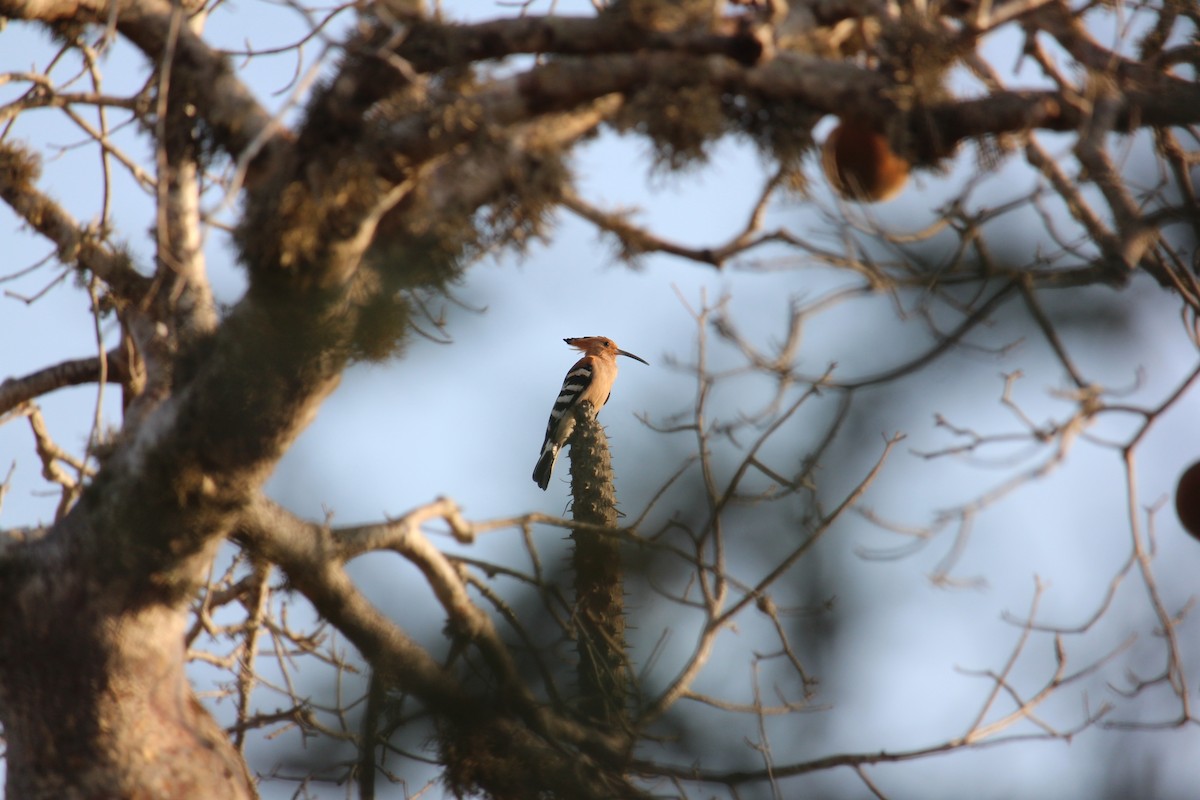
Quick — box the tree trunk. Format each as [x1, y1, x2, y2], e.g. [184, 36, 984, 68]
[0, 509, 255, 799]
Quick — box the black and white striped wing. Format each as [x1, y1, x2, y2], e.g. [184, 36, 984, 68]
[532, 358, 594, 489]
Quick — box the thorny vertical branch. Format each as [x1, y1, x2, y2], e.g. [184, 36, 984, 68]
[566, 402, 629, 727]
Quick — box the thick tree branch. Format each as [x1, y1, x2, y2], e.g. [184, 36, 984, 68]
[151, 14, 218, 341]
[418, 95, 624, 216]
[233, 496, 641, 797]
[0, 350, 127, 417]
[233, 496, 466, 707]
[397, 13, 770, 71]
[234, 495, 628, 752]
[0, 142, 148, 300]
[380, 48, 1200, 179]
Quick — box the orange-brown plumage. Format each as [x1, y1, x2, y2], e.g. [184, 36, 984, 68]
[821, 121, 910, 203]
[532, 337, 648, 490]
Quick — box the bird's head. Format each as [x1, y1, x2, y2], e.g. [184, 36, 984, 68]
[564, 336, 649, 365]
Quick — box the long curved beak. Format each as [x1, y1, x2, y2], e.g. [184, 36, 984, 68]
[618, 349, 649, 365]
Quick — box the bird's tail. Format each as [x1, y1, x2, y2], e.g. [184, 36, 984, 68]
[532, 444, 560, 490]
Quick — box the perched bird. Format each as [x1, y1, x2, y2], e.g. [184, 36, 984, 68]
[533, 336, 648, 490]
